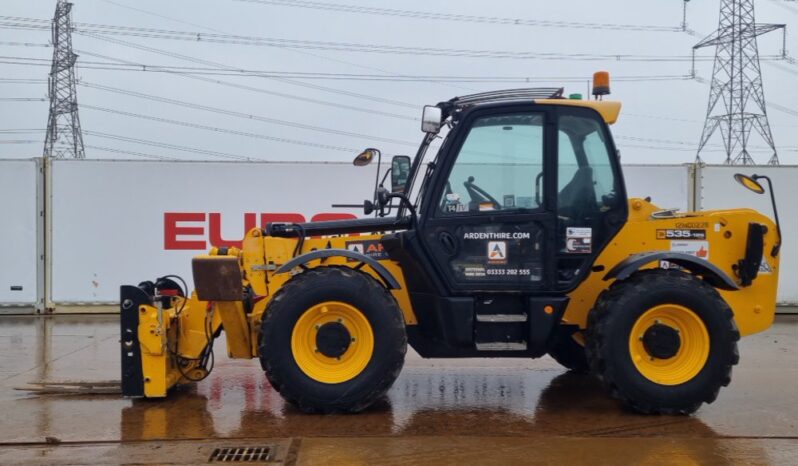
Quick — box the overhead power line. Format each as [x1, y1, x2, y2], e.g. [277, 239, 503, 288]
[98, 0, 475, 92]
[0, 55, 721, 73]
[769, 0, 798, 15]
[100, 0, 224, 32]
[79, 32, 420, 109]
[0, 18, 730, 62]
[83, 130, 258, 161]
[692, 73, 798, 121]
[0, 97, 46, 101]
[79, 81, 418, 147]
[84, 144, 173, 160]
[0, 129, 46, 133]
[765, 101, 798, 118]
[2, 15, 436, 106]
[615, 134, 772, 151]
[623, 113, 702, 123]
[76, 50, 417, 122]
[0, 54, 695, 83]
[0, 78, 47, 84]
[619, 143, 798, 153]
[236, 0, 684, 32]
[74, 30, 709, 61]
[0, 139, 39, 144]
[0, 40, 50, 47]
[81, 104, 362, 153]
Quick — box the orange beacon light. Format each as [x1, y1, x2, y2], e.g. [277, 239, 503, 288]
[593, 71, 610, 99]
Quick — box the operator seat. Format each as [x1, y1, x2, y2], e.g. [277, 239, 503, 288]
[558, 166, 596, 219]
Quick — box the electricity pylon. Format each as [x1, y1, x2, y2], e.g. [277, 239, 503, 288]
[693, 0, 784, 165]
[43, 1, 85, 159]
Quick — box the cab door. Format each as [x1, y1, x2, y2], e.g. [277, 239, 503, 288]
[417, 106, 557, 292]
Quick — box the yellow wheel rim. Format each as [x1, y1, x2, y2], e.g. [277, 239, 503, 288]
[291, 301, 374, 384]
[628, 304, 710, 386]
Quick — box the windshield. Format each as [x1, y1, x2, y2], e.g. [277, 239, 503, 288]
[405, 124, 452, 215]
[438, 113, 544, 215]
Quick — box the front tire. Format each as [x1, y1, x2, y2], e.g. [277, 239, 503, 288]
[586, 269, 740, 414]
[260, 266, 406, 413]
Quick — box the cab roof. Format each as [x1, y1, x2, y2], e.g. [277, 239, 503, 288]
[441, 87, 622, 125]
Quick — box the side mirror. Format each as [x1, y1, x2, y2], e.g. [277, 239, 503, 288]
[376, 186, 390, 208]
[733, 173, 765, 194]
[390, 155, 411, 193]
[353, 148, 378, 166]
[421, 105, 443, 133]
[363, 199, 376, 215]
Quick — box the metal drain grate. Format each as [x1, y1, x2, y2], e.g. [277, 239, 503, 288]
[209, 446, 272, 462]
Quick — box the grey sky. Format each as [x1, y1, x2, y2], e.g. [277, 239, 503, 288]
[1, 0, 797, 164]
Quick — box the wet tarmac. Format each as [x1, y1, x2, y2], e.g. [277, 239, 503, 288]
[0, 314, 796, 465]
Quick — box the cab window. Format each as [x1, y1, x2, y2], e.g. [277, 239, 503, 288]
[556, 108, 623, 285]
[438, 112, 544, 215]
[557, 113, 619, 220]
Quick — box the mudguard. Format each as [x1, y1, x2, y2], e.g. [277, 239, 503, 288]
[274, 248, 401, 290]
[604, 251, 739, 291]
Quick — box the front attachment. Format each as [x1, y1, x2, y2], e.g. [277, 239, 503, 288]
[120, 285, 149, 397]
[120, 279, 220, 398]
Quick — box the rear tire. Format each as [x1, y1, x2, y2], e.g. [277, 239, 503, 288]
[586, 269, 739, 414]
[260, 266, 406, 413]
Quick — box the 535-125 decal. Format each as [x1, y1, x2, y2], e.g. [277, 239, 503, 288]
[656, 229, 707, 240]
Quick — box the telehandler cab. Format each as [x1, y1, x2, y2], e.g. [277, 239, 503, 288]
[121, 74, 781, 414]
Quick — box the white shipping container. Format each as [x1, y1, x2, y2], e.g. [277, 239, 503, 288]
[49, 160, 376, 304]
[698, 165, 797, 305]
[42, 160, 794, 307]
[0, 159, 39, 308]
[622, 164, 692, 211]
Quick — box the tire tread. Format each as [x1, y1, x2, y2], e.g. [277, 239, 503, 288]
[585, 269, 740, 415]
[259, 266, 406, 414]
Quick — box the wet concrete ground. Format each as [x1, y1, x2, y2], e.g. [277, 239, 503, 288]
[0, 314, 796, 465]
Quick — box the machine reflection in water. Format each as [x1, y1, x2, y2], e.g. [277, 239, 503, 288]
[120, 364, 726, 458]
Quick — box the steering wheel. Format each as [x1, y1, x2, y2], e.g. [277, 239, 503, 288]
[464, 176, 501, 210]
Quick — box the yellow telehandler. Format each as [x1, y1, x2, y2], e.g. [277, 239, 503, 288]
[120, 74, 781, 414]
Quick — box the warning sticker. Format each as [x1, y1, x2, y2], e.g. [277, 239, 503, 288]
[670, 240, 709, 260]
[759, 258, 773, 274]
[346, 240, 389, 261]
[487, 241, 508, 264]
[567, 227, 591, 238]
[566, 227, 592, 254]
